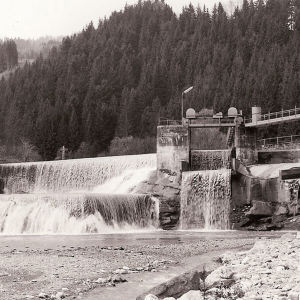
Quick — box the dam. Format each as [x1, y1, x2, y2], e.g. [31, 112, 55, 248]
[1, 106, 300, 234]
[0, 154, 159, 234]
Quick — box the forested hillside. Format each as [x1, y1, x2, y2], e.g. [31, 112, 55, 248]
[0, 40, 18, 73]
[14, 37, 62, 60]
[0, 0, 300, 160]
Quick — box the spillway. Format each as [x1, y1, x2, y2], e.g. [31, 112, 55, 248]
[0, 154, 158, 234]
[180, 169, 231, 230]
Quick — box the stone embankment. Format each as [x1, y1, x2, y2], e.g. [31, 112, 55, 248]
[133, 169, 181, 229]
[143, 233, 300, 300]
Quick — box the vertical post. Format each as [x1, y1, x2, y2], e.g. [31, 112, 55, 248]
[188, 118, 191, 171]
[62, 146, 65, 160]
[181, 93, 184, 121]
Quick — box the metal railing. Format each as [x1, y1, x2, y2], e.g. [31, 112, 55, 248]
[258, 134, 300, 149]
[159, 117, 182, 126]
[245, 107, 300, 124]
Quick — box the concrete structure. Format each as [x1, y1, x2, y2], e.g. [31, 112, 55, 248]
[156, 105, 300, 230]
[235, 126, 258, 166]
[258, 149, 300, 164]
[157, 125, 189, 172]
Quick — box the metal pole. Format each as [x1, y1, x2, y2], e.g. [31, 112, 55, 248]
[181, 86, 193, 121]
[181, 93, 184, 120]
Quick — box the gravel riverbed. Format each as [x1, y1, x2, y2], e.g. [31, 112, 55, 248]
[0, 235, 260, 300]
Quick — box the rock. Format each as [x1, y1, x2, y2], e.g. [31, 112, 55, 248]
[38, 293, 48, 299]
[246, 200, 276, 217]
[137, 270, 200, 300]
[163, 298, 176, 300]
[154, 177, 171, 186]
[152, 260, 160, 268]
[114, 268, 128, 274]
[204, 266, 234, 288]
[144, 295, 159, 300]
[111, 274, 127, 283]
[177, 290, 203, 300]
[242, 256, 250, 264]
[272, 214, 287, 224]
[95, 277, 108, 284]
[123, 266, 130, 270]
[281, 233, 295, 241]
[162, 187, 180, 198]
[55, 292, 65, 299]
[274, 205, 288, 215]
[275, 266, 285, 272]
[288, 292, 299, 300]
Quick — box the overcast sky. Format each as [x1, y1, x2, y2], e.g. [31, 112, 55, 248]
[0, 0, 242, 40]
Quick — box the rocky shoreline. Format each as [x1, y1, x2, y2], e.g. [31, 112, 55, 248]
[144, 232, 300, 300]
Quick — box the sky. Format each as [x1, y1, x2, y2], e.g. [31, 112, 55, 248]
[0, 0, 242, 40]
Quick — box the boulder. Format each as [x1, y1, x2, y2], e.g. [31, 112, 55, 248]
[162, 186, 180, 199]
[144, 295, 159, 300]
[281, 233, 295, 241]
[111, 274, 127, 283]
[177, 290, 203, 300]
[205, 266, 234, 288]
[137, 270, 200, 300]
[246, 200, 276, 217]
[274, 205, 288, 216]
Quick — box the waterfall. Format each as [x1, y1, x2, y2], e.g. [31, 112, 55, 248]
[0, 154, 158, 234]
[181, 169, 231, 230]
[0, 153, 156, 194]
[191, 150, 231, 171]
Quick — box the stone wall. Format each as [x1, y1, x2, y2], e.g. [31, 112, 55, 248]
[132, 169, 181, 230]
[157, 125, 189, 173]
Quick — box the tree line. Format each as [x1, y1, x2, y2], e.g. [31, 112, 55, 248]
[1, 0, 300, 160]
[0, 39, 18, 73]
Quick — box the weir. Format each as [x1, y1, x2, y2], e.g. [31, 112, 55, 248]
[0, 193, 158, 234]
[180, 169, 231, 230]
[0, 153, 156, 194]
[5, 104, 296, 234]
[0, 154, 158, 234]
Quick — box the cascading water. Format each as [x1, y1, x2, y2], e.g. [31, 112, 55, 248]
[180, 169, 231, 230]
[0, 154, 158, 234]
[0, 153, 156, 194]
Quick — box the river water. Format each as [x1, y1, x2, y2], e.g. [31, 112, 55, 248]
[0, 229, 283, 252]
